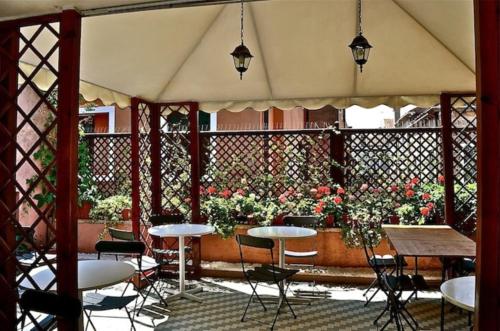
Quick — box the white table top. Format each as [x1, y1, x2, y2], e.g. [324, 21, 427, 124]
[248, 226, 317, 240]
[440, 276, 475, 312]
[148, 223, 214, 238]
[19, 260, 135, 292]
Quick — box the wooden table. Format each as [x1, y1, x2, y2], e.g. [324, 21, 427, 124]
[383, 225, 476, 331]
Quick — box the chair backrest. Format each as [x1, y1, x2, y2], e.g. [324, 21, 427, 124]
[283, 215, 318, 228]
[236, 234, 276, 274]
[150, 214, 184, 226]
[358, 225, 383, 274]
[108, 227, 135, 241]
[20, 289, 81, 329]
[95, 240, 145, 263]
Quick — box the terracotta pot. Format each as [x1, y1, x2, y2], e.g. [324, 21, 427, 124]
[389, 215, 400, 224]
[77, 201, 92, 219]
[272, 213, 286, 226]
[121, 208, 131, 221]
[326, 214, 335, 228]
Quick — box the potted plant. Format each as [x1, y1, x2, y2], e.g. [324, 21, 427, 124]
[89, 195, 132, 237]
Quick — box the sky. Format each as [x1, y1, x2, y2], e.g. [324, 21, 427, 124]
[345, 105, 416, 128]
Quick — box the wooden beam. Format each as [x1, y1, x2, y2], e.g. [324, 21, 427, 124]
[150, 103, 162, 215]
[130, 97, 140, 239]
[474, 0, 500, 329]
[440, 93, 455, 226]
[0, 26, 19, 331]
[56, 9, 81, 331]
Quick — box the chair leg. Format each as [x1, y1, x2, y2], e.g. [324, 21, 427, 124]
[142, 271, 169, 307]
[374, 302, 389, 325]
[363, 278, 378, 296]
[84, 310, 97, 331]
[125, 307, 136, 331]
[278, 282, 297, 319]
[137, 284, 153, 316]
[364, 286, 381, 306]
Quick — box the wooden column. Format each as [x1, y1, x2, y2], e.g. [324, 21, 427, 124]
[188, 102, 201, 277]
[0, 26, 19, 331]
[56, 10, 81, 331]
[474, 0, 500, 329]
[331, 125, 345, 187]
[130, 97, 140, 239]
[150, 103, 162, 215]
[440, 93, 455, 226]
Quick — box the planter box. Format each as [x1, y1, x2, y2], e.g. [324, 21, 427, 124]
[201, 225, 441, 270]
[78, 220, 131, 253]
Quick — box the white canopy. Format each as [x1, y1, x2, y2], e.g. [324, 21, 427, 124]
[2, 0, 476, 111]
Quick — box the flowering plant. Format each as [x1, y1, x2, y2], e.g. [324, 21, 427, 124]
[394, 176, 445, 225]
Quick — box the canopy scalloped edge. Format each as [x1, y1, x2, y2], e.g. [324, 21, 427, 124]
[21, 62, 442, 112]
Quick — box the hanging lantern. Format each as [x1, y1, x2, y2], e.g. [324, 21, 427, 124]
[349, 33, 372, 72]
[231, 43, 253, 80]
[349, 0, 372, 72]
[231, 0, 253, 79]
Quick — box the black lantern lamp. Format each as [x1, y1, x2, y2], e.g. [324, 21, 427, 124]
[349, 0, 372, 72]
[231, 0, 253, 79]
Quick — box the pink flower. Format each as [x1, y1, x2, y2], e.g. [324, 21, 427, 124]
[278, 194, 287, 204]
[426, 202, 435, 209]
[411, 177, 420, 185]
[318, 186, 331, 196]
[420, 207, 430, 216]
[333, 196, 343, 205]
[404, 183, 413, 190]
[390, 185, 398, 192]
[236, 188, 245, 196]
[219, 189, 232, 199]
[314, 201, 325, 214]
[207, 186, 217, 194]
[438, 175, 445, 184]
[406, 190, 415, 198]
[199, 186, 206, 195]
[422, 193, 431, 201]
[360, 184, 369, 192]
[337, 187, 345, 195]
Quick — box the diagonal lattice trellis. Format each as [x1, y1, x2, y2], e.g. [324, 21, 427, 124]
[200, 129, 335, 201]
[83, 133, 131, 198]
[343, 128, 444, 195]
[0, 12, 82, 329]
[448, 96, 477, 234]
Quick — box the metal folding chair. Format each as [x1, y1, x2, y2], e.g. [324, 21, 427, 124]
[236, 234, 299, 330]
[19, 289, 81, 331]
[94, 240, 168, 316]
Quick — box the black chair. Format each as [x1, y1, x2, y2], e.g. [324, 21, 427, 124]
[149, 214, 190, 267]
[83, 292, 138, 331]
[19, 289, 81, 331]
[94, 240, 168, 316]
[15, 226, 56, 269]
[236, 234, 299, 330]
[358, 227, 419, 330]
[282, 215, 327, 298]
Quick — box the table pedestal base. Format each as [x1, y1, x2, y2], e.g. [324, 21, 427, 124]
[166, 287, 203, 303]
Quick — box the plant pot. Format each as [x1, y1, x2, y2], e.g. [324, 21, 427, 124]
[272, 213, 287, 226]
[326, 214, 335, 228]
[121, 208, 131, 221]
[77, 201, 92, 219]
[389, 215, 400, 225]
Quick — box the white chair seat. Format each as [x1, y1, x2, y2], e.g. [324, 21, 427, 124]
[284, 250, 318, 258]
[125, 256, 159, 271]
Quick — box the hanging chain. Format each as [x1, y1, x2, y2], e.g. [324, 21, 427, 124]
[358, 0, 363, 35]
[240, 0, 244, 44]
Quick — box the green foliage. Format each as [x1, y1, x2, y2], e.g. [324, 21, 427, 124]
[89, 195, 132, 226]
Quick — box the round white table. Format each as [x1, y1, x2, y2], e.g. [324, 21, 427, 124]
[441, 276, 475, 312]
[441, 276, 475, 330]
[148, 223, 214, 303]
[19, 260, 135, 331]
[247, 226, 317, 270]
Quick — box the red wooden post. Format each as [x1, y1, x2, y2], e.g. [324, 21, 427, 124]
[188, 102, 202, 277]
[440, 93, 455, 226]
[474, 0, 500, 329]
[56, 10, 81, 331]
[150, 103, 162, 215]
[0, 26, 20, 331]
[131, 97, 141, 239]
[331, 126, 345, 187]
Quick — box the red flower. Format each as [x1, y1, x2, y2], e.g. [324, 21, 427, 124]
[318, 186, 331, 196]
[219, 189, 232, 199]
[333, 196, 343, 205]
[314, 201, 325, 214]
[411, 177, 420, 185]
[236, 188, 245, 196]
[438, 175, 445, 184]
[315, 194, 323, 200]
[337, 187, 345, 195]
[207, 186, 217, 194]
[426, 202, 435, 209]
[278, 194, 287, 204]
[390, 185, 398, 192]
[406, 190, 415, 198]
[420, 207, 430, 216]
[421, 193, 431, 201]
[199, 186, 206, 195]
[404, 183, 413, 190]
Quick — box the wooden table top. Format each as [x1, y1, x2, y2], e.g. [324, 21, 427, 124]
[383, 225, 476, 258]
